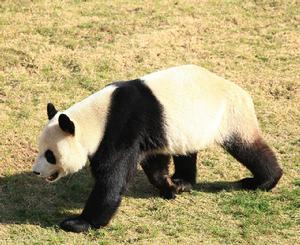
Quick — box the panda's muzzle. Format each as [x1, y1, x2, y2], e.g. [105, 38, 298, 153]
[46, 171, 59, 182]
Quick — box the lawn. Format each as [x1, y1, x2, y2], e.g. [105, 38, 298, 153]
[0, 0, 299, 244]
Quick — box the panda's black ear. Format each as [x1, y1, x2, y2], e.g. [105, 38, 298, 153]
[58, 114, 75, 135]
[47, 103, 58, 120]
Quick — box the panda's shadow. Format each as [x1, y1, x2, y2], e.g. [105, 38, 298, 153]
[193, 180, 242, 193]
[0, 168, 93, 228]
[126, 169, 243, 198]
[0, 168, 240, 228]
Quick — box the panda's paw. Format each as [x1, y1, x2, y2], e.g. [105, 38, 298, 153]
[239, 176, 281, 192]
[60, 216, 91, 233]
[238, 177, 259, 190]
[160, 189, 176, 199]
[172, 178, 193, 193]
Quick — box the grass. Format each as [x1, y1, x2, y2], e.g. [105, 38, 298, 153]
[0, 0, 299, 244]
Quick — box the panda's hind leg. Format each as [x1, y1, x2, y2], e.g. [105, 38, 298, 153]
[141, 154, 177, 199]
[222, 134, 283, 191]
[172, 153, 197, 193]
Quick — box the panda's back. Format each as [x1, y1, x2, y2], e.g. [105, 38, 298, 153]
[142, 65, 258, 154]
[66, 65, 259, 157]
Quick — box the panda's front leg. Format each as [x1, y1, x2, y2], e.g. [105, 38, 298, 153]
[59, 216, 91, 233]
[60, 153, 137, 233]
[60, 179, 122, 233]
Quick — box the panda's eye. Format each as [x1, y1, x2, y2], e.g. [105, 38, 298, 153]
[45, 150, 56, 164]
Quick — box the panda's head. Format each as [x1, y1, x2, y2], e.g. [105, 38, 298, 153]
[32, 103, 88, 182]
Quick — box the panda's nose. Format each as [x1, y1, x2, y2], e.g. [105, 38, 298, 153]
[33, 171, 40, 175]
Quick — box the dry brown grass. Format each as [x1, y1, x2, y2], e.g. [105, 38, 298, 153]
[0, 0, 299, 244]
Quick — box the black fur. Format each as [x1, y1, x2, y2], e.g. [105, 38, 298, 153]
[60, 79, 168, 232]
[60, 217, 91, 233]
[141, 153, 198, 199]
[45, 150, 56, 164]
[141, 154, 176, 199]
[101, 79, 167, 152]
[172, 153, 197, 192]
[58, 114, 75, 135]
[222, 134, 283, 191]
[47, 103, 57, 120]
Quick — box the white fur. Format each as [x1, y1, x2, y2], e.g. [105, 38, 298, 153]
[66, 85, 116, 156]
[33, 85, 116, 181]
[142, 64, 260, 155]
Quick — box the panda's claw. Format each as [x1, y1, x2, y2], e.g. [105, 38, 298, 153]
[60, 216, 91, 233]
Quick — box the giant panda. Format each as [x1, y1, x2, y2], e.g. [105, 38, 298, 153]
[32, 64, 283, 233]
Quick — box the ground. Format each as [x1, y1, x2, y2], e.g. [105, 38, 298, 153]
[0, 0, 299, 244]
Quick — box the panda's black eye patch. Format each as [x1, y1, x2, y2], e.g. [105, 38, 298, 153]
[45, 150, 56, 164]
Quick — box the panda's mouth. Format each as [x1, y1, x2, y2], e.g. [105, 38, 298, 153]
[46, 171, 59, 182]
